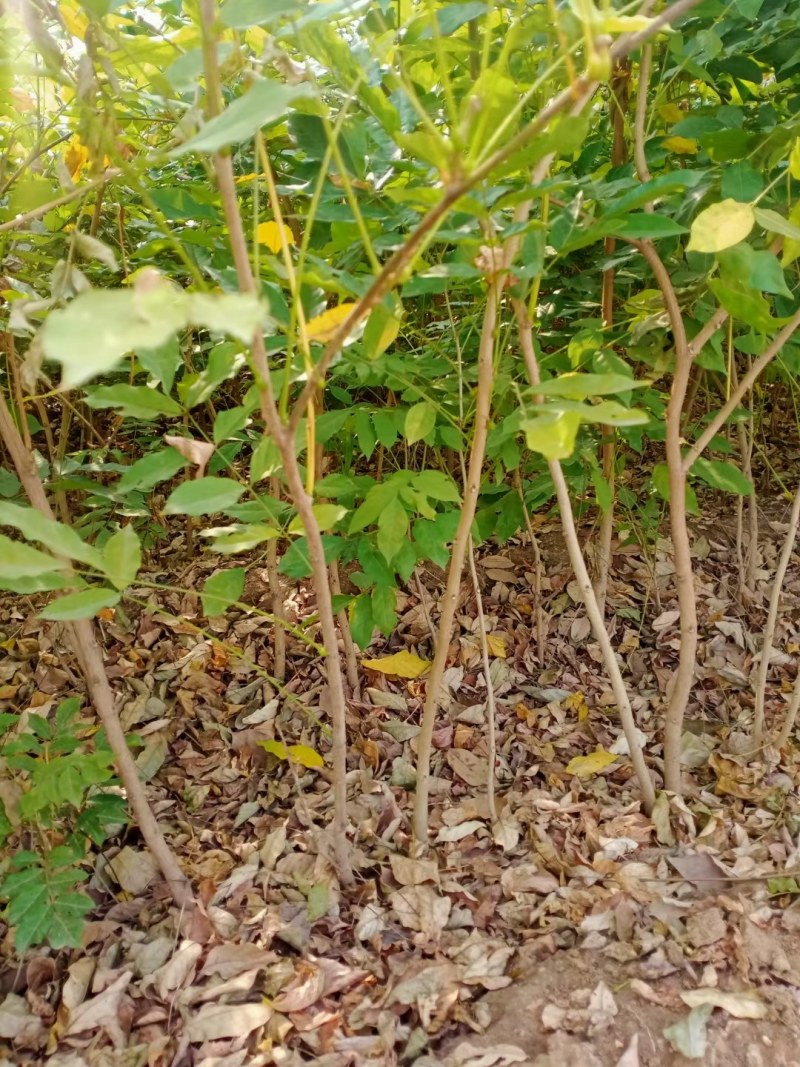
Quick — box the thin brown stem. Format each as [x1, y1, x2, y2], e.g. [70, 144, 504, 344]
[752, 481, 800, 747]
[199, 0, 353, 884]
[467, 537, 497, 823]
[0, 386, 192, 908]
[514, 304, 656, 810]
[636, 239, 696, 795]
[682, 310, 800, 476]
[412, 280, 500, 847]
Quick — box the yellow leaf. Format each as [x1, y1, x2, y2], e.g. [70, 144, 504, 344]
[256, 219, 295, 253]
[259, 739, 288, 760]
[306, 303, 358, 344]
[659, 103, 683, 124]
[565, 691, 589, 721]
[790, 138, 800, 181]
[487, 634, 506, 659]
[64, 138, 89, 180]
[236, 172, 260, 184]
[257, 740, 324, 769]
[687, 199, 755, 254]
[288, 744, 324, 768]
[662, 136, 698, 155]
[565, 748, 618, 778]
[61, 3, 88, 38]
[361, 650, 430, 679]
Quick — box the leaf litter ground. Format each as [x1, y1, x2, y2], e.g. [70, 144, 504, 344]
[3, 501, 800, 1066]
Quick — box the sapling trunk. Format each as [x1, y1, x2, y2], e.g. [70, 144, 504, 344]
[594, 59, 630, 617]
[412, 281, 500, 847]
[200, 0, 354, 884]
[514, 305, 656, 812]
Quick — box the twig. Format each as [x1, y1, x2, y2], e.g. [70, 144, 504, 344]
[682, 309, 800, 475]
[753, 482, 800, 746]
[467, 537, 498, 822]
[513, 302, 656, 811]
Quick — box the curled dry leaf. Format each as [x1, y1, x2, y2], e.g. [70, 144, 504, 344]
[679, 987, 768, 1020]
[163, 434, 215, 475]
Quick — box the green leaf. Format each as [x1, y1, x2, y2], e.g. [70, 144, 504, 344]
[183, 293, 266, 344]
[170, 80, 314, 156]
[41, 288, 185, 389]
[707, 277, 773, 330]
[200, 568, 245, 616]
[164, 477, 245, 516]
[363, 303, 402, 360]
[720, 161, 764, 202]
[522, 409, 582, 460]
[0, 503, 102, 569]
[535, 373, 647, 401]
[413, 470, 461, 502]
[602, 213, 688, 240]
[102, 525, 141, 589]
[349, 593, 375, 650]
[84, 384, 182, 420]
[404, 402, 436, 445]
[791, 138, 800, 182]
[349, 478, 406, 532]
[0, 466, 21, 498]
[583, 401, 650, 427]
[0, 572, 72, 594]
[754, 207, 800, 241]
[3, 863, 91, 951]
[214, 405, 251, 443]
[278, 534, 343, 578]
[250, 436, 282, 482]
[288, 504, 347, 534]
[136, 336, 182, 395]
[220, 0, 298, 27]
[179, 343, 245, 409]
[39, 587, 120, 621]
[207, 524, 280, 554]
[377, 498, 408, 563]
[371, 584, 397, 635]
[717, 244, 792, 298]
[0, 533, 63, 579]
[686, 199, 755, 254]
[42, 287, 267, 389]
[691, 458, 753, 495]
[117, 448, 188, 494]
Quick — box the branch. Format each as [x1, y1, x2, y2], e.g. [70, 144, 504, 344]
[682, 308, 800, 475]
[0, 169, 121, 234]
[286, 0, 704, 433]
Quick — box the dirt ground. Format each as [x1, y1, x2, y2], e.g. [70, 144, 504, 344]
[439, 921, 800, 1067]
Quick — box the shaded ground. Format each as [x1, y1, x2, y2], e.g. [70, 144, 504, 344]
[2, 496, 800, 1065]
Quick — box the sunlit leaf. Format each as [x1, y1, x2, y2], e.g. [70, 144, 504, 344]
[306, 303, 358, 343]
[361, 650, 431, 678]
[258, 740, 325, 768]
[170, 80, 314, 156]
[256, 220, 295, 252]
[687, 199, 755, 253]
[565, 748, 618, 778]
